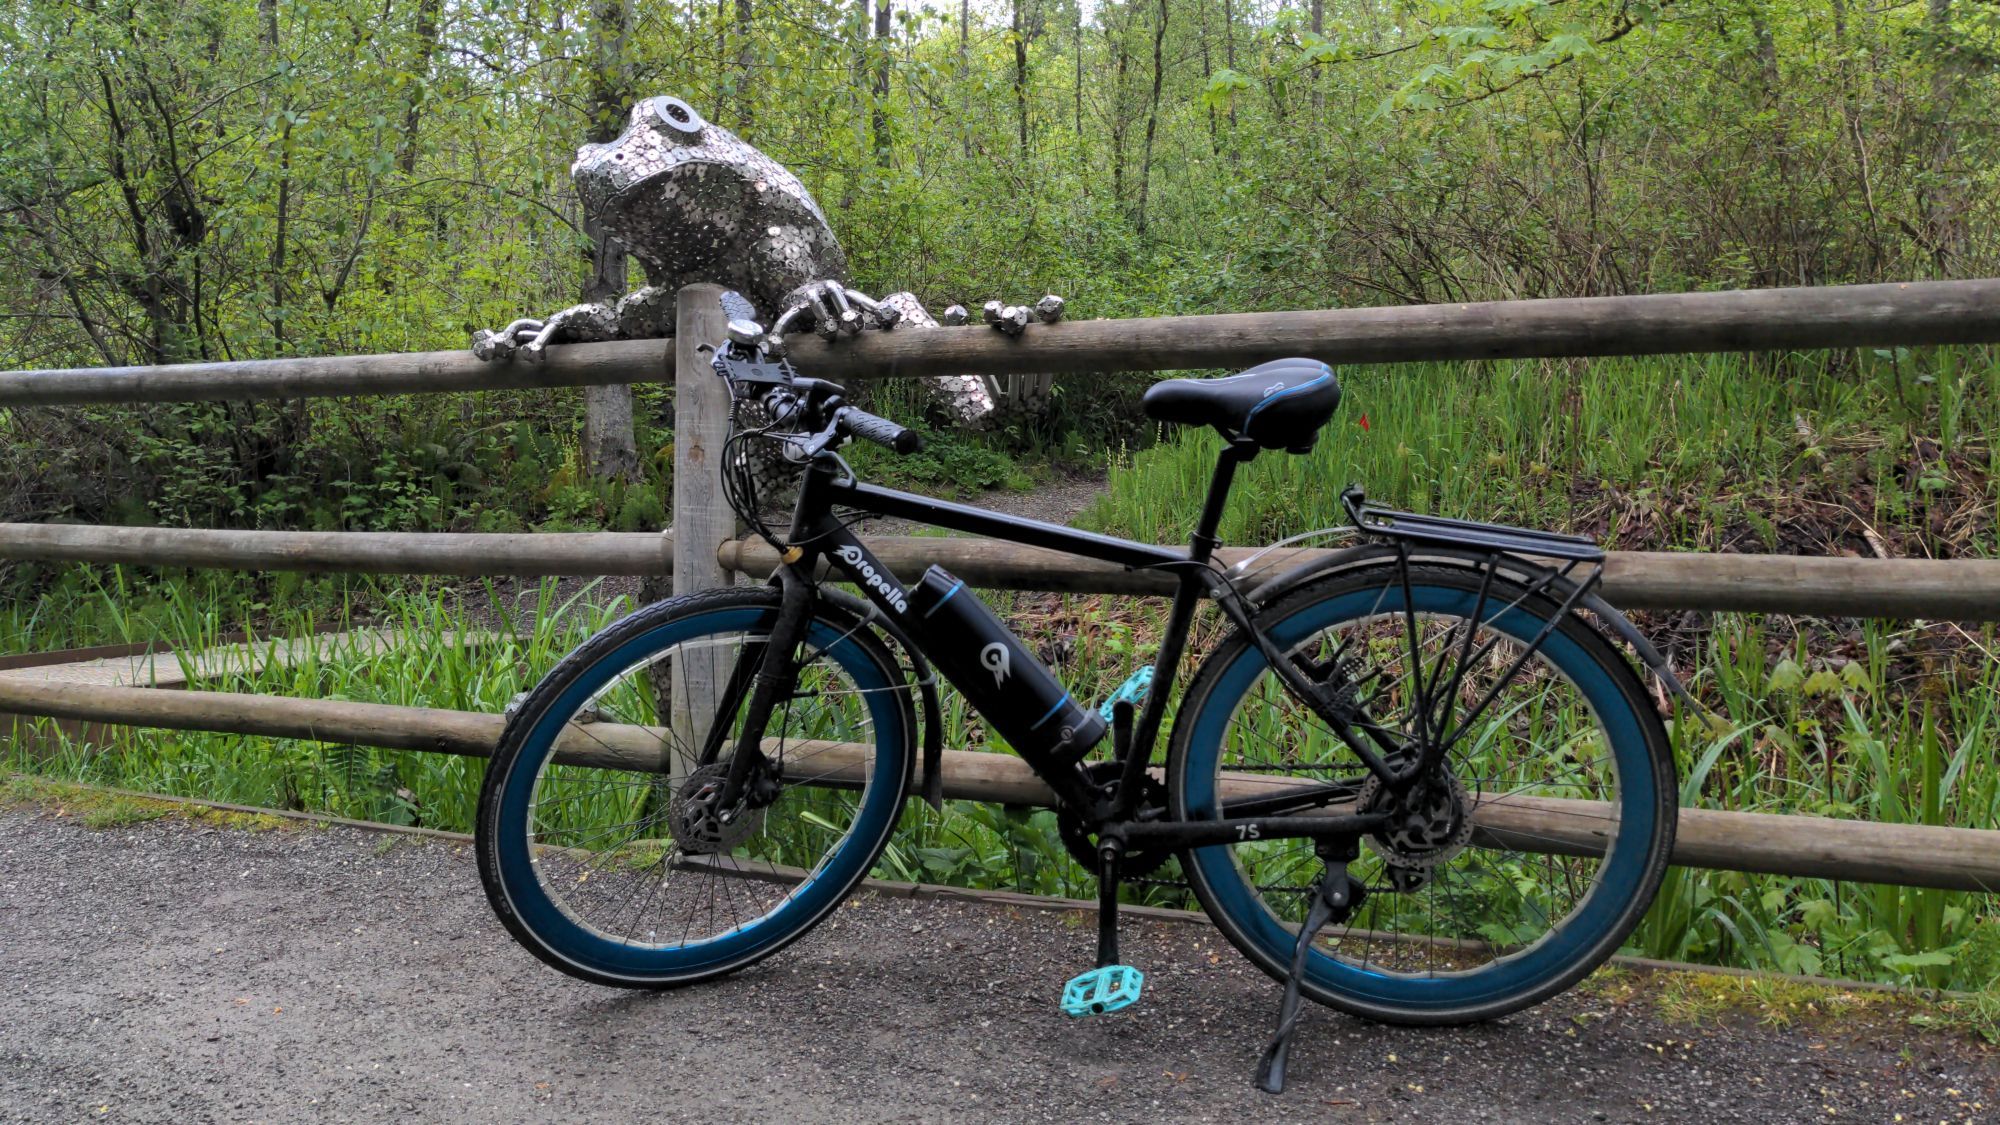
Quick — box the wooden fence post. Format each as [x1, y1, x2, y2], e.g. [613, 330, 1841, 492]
[667, 284, 738, 767]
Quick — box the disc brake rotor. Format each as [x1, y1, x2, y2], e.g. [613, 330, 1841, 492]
[668, 762, 768, 855]
[1357, 769, 1474, 890]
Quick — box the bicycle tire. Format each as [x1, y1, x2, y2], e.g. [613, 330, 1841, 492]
[476, 586, 915, 988]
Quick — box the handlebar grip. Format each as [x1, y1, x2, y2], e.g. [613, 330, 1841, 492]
[718, 289, 760, 323]
[840, 407, 923, 454]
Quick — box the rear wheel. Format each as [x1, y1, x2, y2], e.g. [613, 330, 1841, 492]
[475, 587, 914, 988]
[1169, 562, 1674, 1024]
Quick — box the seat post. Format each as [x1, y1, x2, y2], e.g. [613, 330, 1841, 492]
[1189, 440, 1257, 563]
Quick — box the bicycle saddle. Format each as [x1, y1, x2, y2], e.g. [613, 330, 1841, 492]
[1141, 359, 1341, 452]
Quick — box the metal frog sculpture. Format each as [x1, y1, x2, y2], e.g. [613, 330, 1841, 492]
[472, 95, 1063, 420]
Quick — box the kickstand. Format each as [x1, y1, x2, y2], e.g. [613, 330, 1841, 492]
[1255, 849, 1359, 1094]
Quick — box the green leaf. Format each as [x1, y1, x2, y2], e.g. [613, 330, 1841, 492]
[1766, 658, 1805, 693]
[1199, 69, 1255, 111]
[1546, 32, 1595, 59]
[1839, 661, 1875, 692]
[1881, 950, 1955, 972]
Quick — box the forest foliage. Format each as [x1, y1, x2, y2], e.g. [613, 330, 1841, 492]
[0, 0, 1996, 531]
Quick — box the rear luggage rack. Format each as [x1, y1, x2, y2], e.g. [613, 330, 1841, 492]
[1341, 487, 1605, 562]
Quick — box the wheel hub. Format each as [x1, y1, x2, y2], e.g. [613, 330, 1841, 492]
[668, 763, 768, 855]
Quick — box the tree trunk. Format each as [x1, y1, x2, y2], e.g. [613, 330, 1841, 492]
[1073, 8, 1082, 143]
[1920, 0, 1963, 273]
[1134, 0, 1168, 235]
[1110, 16, 1129, 206]
[872, 0, 892, 163]
[271, 119, 292, 351]
[961, 0, 971, 156]
[1310, 0, 1324, 118]
[1200, 0, 1216, 154]
[1223, 0, 1237, 134]
[1829, 0, 1884, 276]
[1012, 0, 1030, 153]
[583, 0, 640, 485]
[397, 0, 442, 174]
[263, 0, 290, 351]
[735, 0, 753, 130]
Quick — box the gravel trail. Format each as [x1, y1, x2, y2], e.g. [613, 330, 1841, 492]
[1, 808, 1992, 1123]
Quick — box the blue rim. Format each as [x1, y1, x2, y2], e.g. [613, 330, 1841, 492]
[493, 606, 908, 981]
[1180, 584, 1657, 1013]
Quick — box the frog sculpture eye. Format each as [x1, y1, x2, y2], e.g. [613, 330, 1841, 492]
[648, 96, 704, 136]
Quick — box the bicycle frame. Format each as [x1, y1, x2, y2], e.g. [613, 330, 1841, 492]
[719, 439, 1406, 849]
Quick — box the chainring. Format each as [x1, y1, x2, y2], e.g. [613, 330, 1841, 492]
[668, 762, 769, 855]
[1057, 761, 1176, 878]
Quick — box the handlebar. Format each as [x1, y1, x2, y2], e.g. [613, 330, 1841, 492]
[710, 290, 923, 457]
[838, 406, 923, 454]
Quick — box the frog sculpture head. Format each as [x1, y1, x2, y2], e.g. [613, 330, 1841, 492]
[569, 95, 846, 296]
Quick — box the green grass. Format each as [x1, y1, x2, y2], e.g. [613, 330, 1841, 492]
[1069, 346, 2000, 992]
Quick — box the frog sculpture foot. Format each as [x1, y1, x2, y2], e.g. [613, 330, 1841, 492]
[470, 95, 1062, 423]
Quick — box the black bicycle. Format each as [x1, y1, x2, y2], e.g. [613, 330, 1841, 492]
[475, 294, 1683, 1092]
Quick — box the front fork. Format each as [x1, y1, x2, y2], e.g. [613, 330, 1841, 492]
[713, 566, 816, 806]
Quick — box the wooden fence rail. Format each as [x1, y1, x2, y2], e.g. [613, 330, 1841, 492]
[6, 524, 2000, 621]
[0, 340, 673, 407]
[3, 279, 1999, 898]
[3, 676, 1996, 894]
[2, 278, 1996, 406]
[724, 536, 2000, 620]
[0, 523, 677, 578]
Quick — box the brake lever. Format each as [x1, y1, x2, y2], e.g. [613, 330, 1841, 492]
[784, 419, 846, 463]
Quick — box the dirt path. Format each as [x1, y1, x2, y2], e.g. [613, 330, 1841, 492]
[1, 807, 1992, 1123]
[858, 466, 1111, 536]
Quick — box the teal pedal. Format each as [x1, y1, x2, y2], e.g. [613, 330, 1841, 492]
[1097, 666, 1154, 723]
[1061, 965, 1144, 1017]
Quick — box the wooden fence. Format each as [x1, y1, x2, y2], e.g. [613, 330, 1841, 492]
[3, 279, 1999, 895]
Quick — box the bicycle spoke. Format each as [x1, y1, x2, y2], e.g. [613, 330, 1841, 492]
[509, 613, 890, 956]
[1189, 564, 1655, 1003]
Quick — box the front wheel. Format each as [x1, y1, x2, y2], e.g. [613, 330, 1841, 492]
[1170, 562, 1675, 1024]
[475, 586, 915, 988]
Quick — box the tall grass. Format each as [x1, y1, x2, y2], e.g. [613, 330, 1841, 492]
[1083, 349, 1998, 555]
[1075, 346, 2000, 990]
[4, 573, 614, 819]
